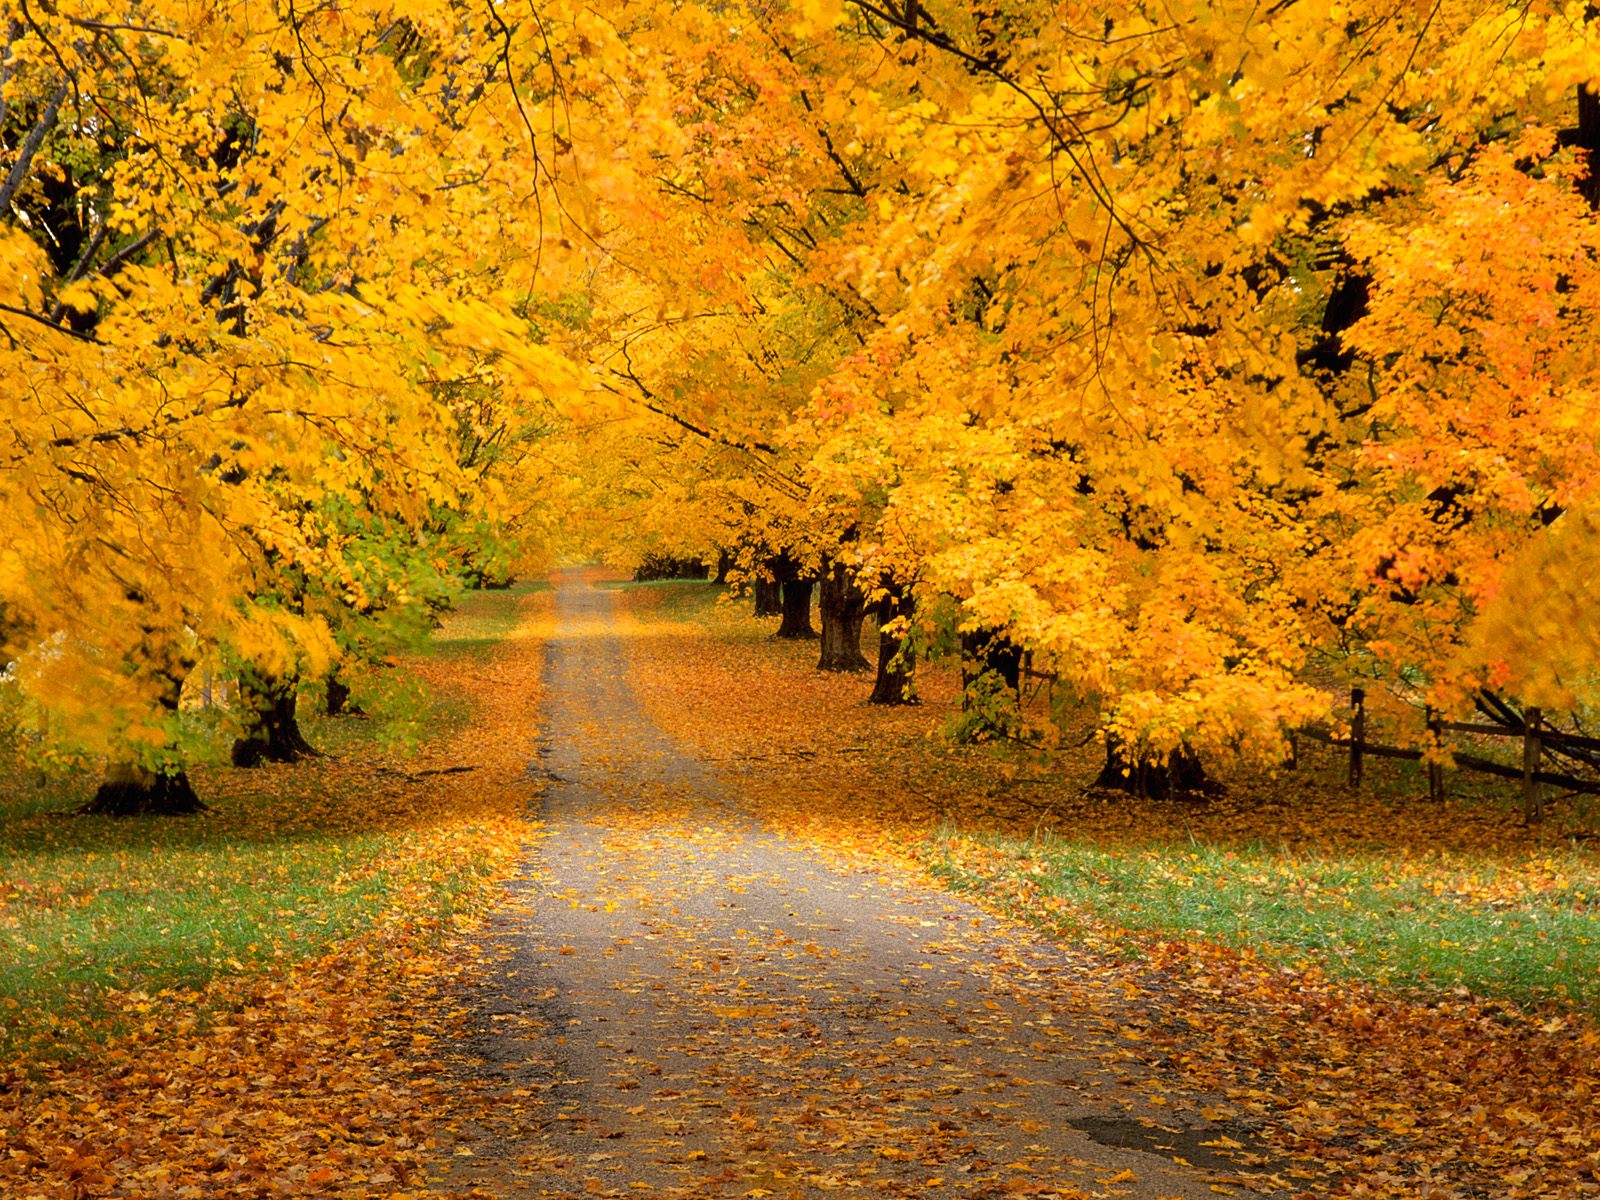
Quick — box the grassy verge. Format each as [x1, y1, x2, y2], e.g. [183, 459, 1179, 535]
[926, 831, 1600, 1011]
[0, 583, 541, 1064]
[598, 577, 724, 618]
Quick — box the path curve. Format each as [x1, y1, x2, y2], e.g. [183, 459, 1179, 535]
[441, 575, 1277, 1200]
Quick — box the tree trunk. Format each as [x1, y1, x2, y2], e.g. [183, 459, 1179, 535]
[951, 627, 1026, 742]
[769, 551, 817, 638]
[633, 553, 710, 581]
[77, 665, 205, 815]
[775, 580, 817, 639]
[817, 559, 870, 671]
[1093, 736, 1216, 800]
[324, 672, 361, 717]
[754, 577, 782, 617]
[80, 761, 206, 816]
[233, 673, 319, 767]
[1579, 83, 1600, 209]
[869, 584, 916, 705]
[960, 627, 1022, 700]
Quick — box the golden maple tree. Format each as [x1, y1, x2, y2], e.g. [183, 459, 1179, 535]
[4, 0, 1599, 802]
[541, 0, 1600, 784]
[0, 1, 580, 810]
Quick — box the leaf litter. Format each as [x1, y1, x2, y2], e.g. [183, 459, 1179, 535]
[0, 589, 553, 1199]
[7, 575, 1597, 1200]
[615, 582, 1600, 1200]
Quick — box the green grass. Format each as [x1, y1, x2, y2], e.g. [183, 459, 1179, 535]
[926, 831, 1600, 1012]
[0, 583, 532, 1063]
[0, 792, 404, 1061]
[305, 682, 476, 759]
[312, 582, 539, 758]
[597, 577, 712, 587]
[600, 577, 719, 596]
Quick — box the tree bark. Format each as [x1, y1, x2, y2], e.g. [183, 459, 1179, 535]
[869, 584, 916, 704]
[324, 672, 361, 717]
[1579, 83, 1600, 209]
[1093, 736, 1216, 799]
[817, 558, 870, 671]
[960, 627, 1022, 699]
[233, 673, 319, 767]
[950, 626, 1026, 742]
[633, 552, 709, 581]
[77, 665, 205, 815]
[775, 580, 817, 639]
[753, 577, 782, 617]
[0, 77, 68, 215]
[766, 551, 817, 637]
[81, 761, 206, 816]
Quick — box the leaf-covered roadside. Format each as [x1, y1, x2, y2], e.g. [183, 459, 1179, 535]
[617, 582, 1600, 1200]
[927, 834, 1600, 1010]
[924, 856, 1600, 1200]
[0, 588, 553, 1200]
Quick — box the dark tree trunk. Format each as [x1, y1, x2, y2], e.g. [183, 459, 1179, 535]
[753, 577, 782, 617]
[817, 559, 870, 671]
[77, 666, 205, 815]
[233, 673, 319, 767]
[633, 553, 710, 581]
[1580, 84, 1600, 209]
[952, 626, 1026, 742]
[768, 551, 817, 638]
[775, 580, 817, 639]
[960, 627, 1022, 700]
[714, 549, 734, 585]
[324, 672, 361, 717]
[869, 584, 916, 704]
[1093, 736, 1216, 799]
[80, 762, 206, 816]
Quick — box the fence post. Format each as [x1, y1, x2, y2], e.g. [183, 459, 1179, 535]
[1523, 707, 1543, 824]
[1426, 707, 1444, 802]
[1349, 687, 1365, 790]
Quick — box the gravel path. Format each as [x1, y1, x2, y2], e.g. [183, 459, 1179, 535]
[439, 575, 1279, 1199]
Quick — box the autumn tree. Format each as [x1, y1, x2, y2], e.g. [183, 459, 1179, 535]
[0, 1, 585, 811]
[9, 0, 1599, 811]
[546, 0, 1600, 790]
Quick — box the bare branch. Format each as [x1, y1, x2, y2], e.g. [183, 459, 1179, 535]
[0, 76, 69, 214]
[0, 301, 100, 342]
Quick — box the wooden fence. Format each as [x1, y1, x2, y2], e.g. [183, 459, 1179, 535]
[1297, 688, 1600, 822]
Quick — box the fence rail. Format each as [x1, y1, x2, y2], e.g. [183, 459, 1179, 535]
[1017, 664, 1594, 821]
[1299, 689, 1600, 822]
[1436, 720, 1600, 752]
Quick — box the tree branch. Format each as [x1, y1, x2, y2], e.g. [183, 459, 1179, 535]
[0, 76, 68, 214]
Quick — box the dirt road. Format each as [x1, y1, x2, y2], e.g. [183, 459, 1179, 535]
[440, 575, 1278, 1200]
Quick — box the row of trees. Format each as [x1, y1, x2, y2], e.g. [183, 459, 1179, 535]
[6, 1, 1599, 806]
[546, 0, 1600, 788]
[0, 0, 579, 810]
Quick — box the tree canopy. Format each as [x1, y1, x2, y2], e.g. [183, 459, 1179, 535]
[4, 0, 1599, 791]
